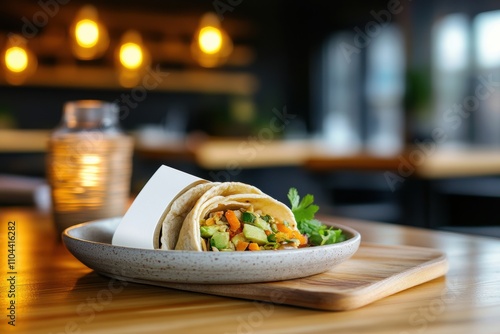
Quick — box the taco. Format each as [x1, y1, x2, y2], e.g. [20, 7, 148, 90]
[159, 182, 218, 250]
[174, 183, 305, 251]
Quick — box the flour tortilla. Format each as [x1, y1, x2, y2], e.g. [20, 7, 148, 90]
[159, 182, 218, 250]
[174, 183, 297, 251]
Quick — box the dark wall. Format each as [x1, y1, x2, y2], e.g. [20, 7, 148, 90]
[0, 85, 233, 133]
[3, 0, 500, 134]
[0, 0, 397, 135]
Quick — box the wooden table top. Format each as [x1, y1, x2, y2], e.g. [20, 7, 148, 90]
[135, 137, 500, 179]
[3, 129, 500, 178]
[1, 207, 499, 333]
[306, 146, 500, 179]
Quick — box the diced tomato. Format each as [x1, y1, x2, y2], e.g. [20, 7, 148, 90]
[291, 230, 308, 246]
[276, 223, 293, 234]
[229, 226, 242, 239]
[236, 241, 249, 251]
[248, 243, 261, 251]
[225, 210, 241, 232]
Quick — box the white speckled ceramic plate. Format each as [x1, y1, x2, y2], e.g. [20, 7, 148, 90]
[62, 218, 360, 284]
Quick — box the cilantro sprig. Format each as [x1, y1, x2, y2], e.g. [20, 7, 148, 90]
[287, 188, 346, 246]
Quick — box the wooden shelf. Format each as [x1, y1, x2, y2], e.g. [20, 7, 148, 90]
[0, 2, 258, 95]
[0, 129, 49, 153]
[0, 65, 259, 95]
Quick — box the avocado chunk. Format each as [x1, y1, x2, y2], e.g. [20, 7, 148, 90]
[200, 225, 219, 238]
[253, 217, 271, 232]
[231, 232, 248, 246]
[243, 224, 268, 245]
[210, 231, 230, 249]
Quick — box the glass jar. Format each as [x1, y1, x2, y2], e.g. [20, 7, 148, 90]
[46, 100, 134, 235]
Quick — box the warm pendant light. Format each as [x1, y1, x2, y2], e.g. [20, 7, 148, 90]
[199, 26, 223, 54]
[116, 30, 150, 87]
[192, 12, 233, 68]
[2, 34, 37, 85]
[70, 5, 109, 60]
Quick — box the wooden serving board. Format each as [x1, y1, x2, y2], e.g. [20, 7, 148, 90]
[113, 243, 448, 311]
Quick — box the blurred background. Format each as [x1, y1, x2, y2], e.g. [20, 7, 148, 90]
[1, 0, 500, 236]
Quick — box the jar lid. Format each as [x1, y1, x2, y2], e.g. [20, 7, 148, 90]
[63, 100, 119, 129]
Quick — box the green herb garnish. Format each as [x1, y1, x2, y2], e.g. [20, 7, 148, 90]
[287, 188, 346, 246]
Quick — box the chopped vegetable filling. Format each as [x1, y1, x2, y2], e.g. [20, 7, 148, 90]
[200, 207, 307, 251]
[199, 188, 347, 251]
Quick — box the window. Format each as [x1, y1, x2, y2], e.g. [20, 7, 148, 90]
[431, 10, 500, 147]
[319, 25, 405, 155]
[431, 14, 470, 146]
[365, 25, 405, 155]
[473, 10, 500, 145]
[475, 10, 500, 69]
[320, 32, 363, 153]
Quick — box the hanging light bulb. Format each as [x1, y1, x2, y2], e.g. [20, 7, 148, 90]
[192, 12, 233, 68]
[199, 26, 223, 54]
[70, 5, 109, 60]
[5, 47, 28, 73]
[116, 30, 150, 87]
[2, 34, 37, 85]
[119, 42, 143, 70]
[75, 19, 99, 48]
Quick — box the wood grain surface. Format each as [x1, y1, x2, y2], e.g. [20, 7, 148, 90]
[0, 208, 499, 334]
[115, 243, 448, 311]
